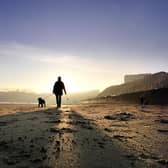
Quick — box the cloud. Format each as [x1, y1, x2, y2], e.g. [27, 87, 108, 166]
[0, 42, 118, 73]
[0, 42, 127, 92]
[0, 42, 144, 76]
[0, 42, 79, 63]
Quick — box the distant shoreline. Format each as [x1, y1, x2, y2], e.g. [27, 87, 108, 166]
[0, 102, 36, 105]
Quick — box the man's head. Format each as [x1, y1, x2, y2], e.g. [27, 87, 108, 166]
[58, 76, 61, 81]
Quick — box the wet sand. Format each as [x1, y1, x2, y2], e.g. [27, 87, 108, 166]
[0, 103, 167, 168]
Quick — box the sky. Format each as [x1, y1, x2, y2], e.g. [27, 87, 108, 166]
[0, 0, 168, 93]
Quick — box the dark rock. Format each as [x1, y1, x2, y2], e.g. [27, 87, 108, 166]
[30, 139, 34, 143]
[24, 154, 31, 158]
[50, 128, 60, 133]
[158, 159, 168, 165]
[113, 135, 125, 139]
[104, 112, 135, 121]
[40, 147, 47, 153]
[104, 128, 112, 132]
[160, 119, 168, 124]
[56, 140, 60, 145]
[46, 120, 61, 123]
[158, 129, 168, 133]
[18, 137, 23, 141]
[61, 127, 77, 133]
[0, 140, 8, 149]
[0, 122, 7, 126]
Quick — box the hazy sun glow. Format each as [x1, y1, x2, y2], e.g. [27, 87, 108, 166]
[0, 43, 127, 93]
[37, 79, 86, 94]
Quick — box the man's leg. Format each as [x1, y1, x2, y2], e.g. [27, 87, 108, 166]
[56, 95, 59, 108]
[58, 95, 61, 108]
[60, 95, 62, 107]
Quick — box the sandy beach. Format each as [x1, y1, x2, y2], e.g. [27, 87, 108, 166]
[0, 103, 168, 168]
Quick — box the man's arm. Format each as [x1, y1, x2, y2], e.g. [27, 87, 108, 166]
[63, 83, 67, 95]
[53, 83, 56, 94]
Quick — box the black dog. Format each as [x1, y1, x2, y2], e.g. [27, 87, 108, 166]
[38, 97, 46, 108]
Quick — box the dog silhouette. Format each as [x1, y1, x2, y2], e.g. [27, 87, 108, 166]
[38, 97, 46, 108]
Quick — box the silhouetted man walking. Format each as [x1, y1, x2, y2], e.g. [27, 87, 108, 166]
[53, 76, 66, 108]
